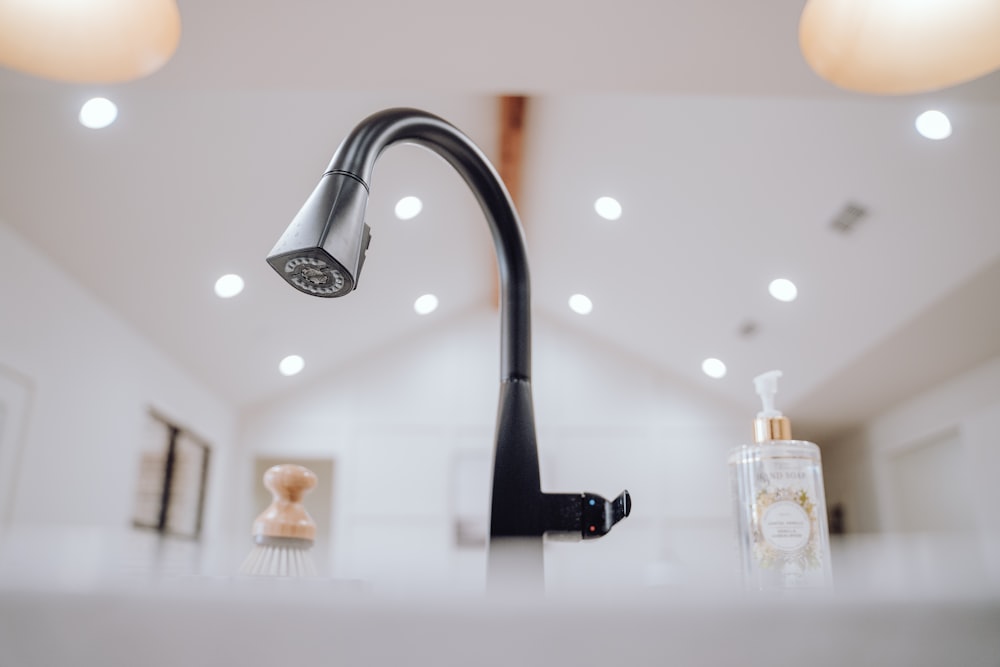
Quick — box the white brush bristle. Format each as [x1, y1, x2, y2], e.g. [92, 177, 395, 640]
[239, 543, 317, 577]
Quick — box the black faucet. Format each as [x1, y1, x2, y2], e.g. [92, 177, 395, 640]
[266, 108, 631, 585]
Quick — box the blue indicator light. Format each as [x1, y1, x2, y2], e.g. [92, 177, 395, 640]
[588, 499, 596, 506]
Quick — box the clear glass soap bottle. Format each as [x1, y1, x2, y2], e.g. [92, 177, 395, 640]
[728, 371, 833, 590]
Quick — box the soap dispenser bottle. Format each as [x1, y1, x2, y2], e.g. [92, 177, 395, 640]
[728, 371, 833, 590]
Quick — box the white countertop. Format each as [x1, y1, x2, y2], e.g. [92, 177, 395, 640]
[1, 526, 998, 667]
[2, 578, 999, 667]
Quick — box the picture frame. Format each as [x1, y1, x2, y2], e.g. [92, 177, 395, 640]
[132, 410, 211, 539]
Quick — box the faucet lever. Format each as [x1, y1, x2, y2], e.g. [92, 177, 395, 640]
[611, 490, 632, 525]
[542, 490, 632, 540]
[583, 490, 632, 539]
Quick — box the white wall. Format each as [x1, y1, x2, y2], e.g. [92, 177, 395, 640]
[0, 222, 237, 573]
[5, 207, 999, 592]
[824, 354, 1000, 536]
[238, 307, 748, 592]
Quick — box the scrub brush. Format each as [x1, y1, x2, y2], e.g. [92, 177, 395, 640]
[239, 463, 319, 577]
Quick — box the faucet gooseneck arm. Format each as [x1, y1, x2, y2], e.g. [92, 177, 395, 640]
[267, 108, 630, 587]
[320, 109, 549, 551]
[325, 109, 531, 382]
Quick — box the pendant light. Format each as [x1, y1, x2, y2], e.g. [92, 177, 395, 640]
[0, 0, 181, 84]
[800, 0, 1000, 95]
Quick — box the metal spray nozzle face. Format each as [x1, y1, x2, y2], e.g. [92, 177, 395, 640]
[285, 256, 346, 296]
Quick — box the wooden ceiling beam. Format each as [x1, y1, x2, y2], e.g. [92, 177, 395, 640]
[498, 95, 527, 210]
[493, 95, 528, 307]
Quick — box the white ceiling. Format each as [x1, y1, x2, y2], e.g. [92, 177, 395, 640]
[1, 0, 999, 442]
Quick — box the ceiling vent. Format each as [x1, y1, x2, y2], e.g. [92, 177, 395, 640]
[830, 202, 868, 234]
[738, 320, 759, 339]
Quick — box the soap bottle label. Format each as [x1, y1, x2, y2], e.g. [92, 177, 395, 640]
[752, 462, 823, 580]
[760, 496, 810, 551]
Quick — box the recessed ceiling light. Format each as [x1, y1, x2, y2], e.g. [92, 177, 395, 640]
[702, 358, 727, 379]
[915, 110, 952, 140]
[414, 293, 439, 315]
[768, 278, 798, 302]
[214, 273, 244, 298]
[594, 196, 622, 221]
[568, 293, 593, 315]
[279, 354, 305, 377]
[395, 196, 423, 220]
[79, 97, 118, 129]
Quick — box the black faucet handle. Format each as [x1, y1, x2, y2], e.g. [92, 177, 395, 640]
[611, 490, 632, 524]
[543, 490, 632, 540]
[582, 490, 631, 539]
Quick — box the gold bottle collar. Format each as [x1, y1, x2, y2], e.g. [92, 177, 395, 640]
[753, 416, 792, 443]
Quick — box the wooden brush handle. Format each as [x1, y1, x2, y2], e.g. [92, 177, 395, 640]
[252, 464, 318, 540]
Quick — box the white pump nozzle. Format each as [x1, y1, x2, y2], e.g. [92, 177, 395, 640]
[753, 370, 783, 418]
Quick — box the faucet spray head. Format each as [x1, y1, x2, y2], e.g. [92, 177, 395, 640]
[267, 171, 372, 297]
